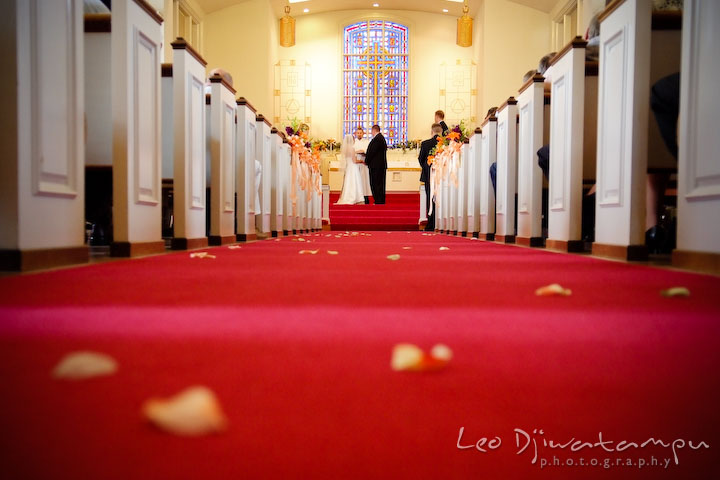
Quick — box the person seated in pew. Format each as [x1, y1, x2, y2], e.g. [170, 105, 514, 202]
[435, 110, 449, 136]
[646, 72, 680, 253]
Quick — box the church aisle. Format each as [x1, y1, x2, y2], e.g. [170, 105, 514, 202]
[0, 233, 719, 479]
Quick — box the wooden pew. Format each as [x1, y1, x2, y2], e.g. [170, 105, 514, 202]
[162, 38, 208, 250]
[235, 98, 258, 241]
[516, 74, 546, 247]
[110, 0, 165, 257]
[494, 97, 519, 244]
[467, 128, 483, 237]
[479, 115, 498, 240]
[0, 0, 88, 271]
[255, 115, 272, 235]
[544, 37, 598, 253]
[673, 0, 720, 273]
[593, 0, 682, 260]
[207, 74, 237, 246]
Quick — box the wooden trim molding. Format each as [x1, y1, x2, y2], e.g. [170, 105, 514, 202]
[236, 233, 258, 242]
[598, 0, 627, 23]
[208, 73, 237, 95]
[84, 13, 111, 33]
[271, 127, 278, 134]
[480, 115, 497, 127]
[495, 234, 516, 244]
[546, 239, 585, 253]
[236, 97, 257, 113]
[672, 250, 720, 275]
[171, 37, 207, 67]
[516, 236, 545, 247]
[208, 235, 236, 246]
[110, 240, 165, 257]
[498, 97, 518, 111]
[132, 0, 164, 25]
[256, 114, 272, 127]
[592, 243, 648, 261]
[518, 73, 545, 95]
[0, 246, 89, 272]
[161, 63, 173, 78]
[171, 237, 209, 250]
[548, 36, 587, 68]
[652, 11, 682, 31]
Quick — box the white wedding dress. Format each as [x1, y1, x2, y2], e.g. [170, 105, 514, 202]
[336, 134, 365, 205]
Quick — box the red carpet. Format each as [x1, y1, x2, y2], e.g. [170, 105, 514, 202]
[329, 192, 420, 230]
[1, 233, 719, 479]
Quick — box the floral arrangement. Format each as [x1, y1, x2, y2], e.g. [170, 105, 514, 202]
[284, 117, 322, 209]
[311, 138, 339, 152]
[389, 139, 423, 152]
[427, 120, 472, 212]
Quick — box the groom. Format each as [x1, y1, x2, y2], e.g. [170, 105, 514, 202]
[364, 125, 388, 204]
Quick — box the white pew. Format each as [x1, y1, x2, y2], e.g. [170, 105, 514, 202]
[235, 98, 258, 241]
[495, 97, 519, 243]
[592, 0, 651, 260]
[419, 184, 428, 227]
[673, 0, 720, 273]
[516, 74, 546, 247]
[448, 151, 458, 235]
[255, 115, 272, 235]
[269, 127, 284, 237]
[207, 74, 237, 245]
[479, 115, 497, 240]
[467, 128, 483, 237]
[164, 38, 208, 250]
[0, 0, 87, 271]
[544, 37, 593, 253]
[283, 141, 294, 235]
[456, 141, 470, 236]
[110, 0, 165, 257]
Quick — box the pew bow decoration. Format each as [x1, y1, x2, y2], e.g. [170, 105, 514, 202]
[285, 118, 321, 214]
[428, 120, 471, 215]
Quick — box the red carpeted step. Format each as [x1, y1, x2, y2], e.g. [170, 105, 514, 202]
[329, 192, 420, 231]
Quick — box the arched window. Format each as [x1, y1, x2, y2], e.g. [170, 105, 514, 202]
[343, 21, 408, 145]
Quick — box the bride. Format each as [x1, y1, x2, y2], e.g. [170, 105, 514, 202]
[335, 134, 365, 205]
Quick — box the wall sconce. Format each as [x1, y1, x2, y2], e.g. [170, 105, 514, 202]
[280, 4, 295, 47]
[457, 1, 472, 47]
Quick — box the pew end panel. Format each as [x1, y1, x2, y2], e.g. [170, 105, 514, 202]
[495, 98, 519, 243]
[235, 99, 258, 241]
[479, 117, 497, 238]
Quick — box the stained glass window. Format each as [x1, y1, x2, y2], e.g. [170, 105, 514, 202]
[343, 21, 408, 145]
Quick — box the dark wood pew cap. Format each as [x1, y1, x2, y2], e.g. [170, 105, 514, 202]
[256, 114, 272, 127]
[548, 36, 587, 68]
[518, 72, 545, 95]
[132, 0, 163, 25]
[84, 13, 111, 33]
[498, 96, 518, 111]
[171, 37, 207, 67]
[161, 63, 173, 78]
[209, 73, 237, 95]
[236, 97, 257, 113]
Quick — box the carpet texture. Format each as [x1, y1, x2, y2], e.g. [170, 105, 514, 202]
[0, 232, 719, 479]
[329, 192, 420, 230]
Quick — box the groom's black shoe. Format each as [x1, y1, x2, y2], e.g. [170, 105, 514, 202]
[364, 196, 370, 204]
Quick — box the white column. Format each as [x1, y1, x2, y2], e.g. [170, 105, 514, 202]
[110, 0, 164, 257]
[545, 38, 587, 253]
[592, 0, 651, 260]
[235, 98, 257, 241]
[255, 115, 272, 235]
[673, 0, 720, 273]
[169, 39, 207, 250]
[479, 117, 497, 240]
[207, 74, 236, 245]
[516, 75, 546, 247]
[0, 0, 87, 271]
[269, 128, 284, 236]
[467, 129, 483, 237]
[495, 97, 519, 243]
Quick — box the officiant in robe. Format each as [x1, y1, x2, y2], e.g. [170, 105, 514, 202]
[353, 127, 372, 204]
[364, 125, 388, 205]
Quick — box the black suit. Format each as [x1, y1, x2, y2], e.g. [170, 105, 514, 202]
[439, 121, 449, 136]
[418, 135, 439, 230]
[365, 133, 388, 204]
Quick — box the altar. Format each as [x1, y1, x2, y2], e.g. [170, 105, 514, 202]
[324, 150, 422, 192]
